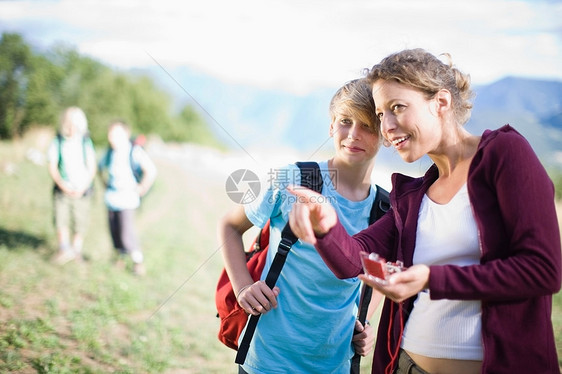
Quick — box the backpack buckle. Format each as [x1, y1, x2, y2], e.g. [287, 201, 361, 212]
[277, 238, 294, 256]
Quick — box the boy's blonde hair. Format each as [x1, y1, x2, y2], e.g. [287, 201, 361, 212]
[329, 78, 380, 136]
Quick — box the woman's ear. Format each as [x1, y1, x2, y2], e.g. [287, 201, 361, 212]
[433, 89, 452, 116]
[329, 122, 335, 137]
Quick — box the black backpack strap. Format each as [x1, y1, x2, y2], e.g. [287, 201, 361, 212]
[235, 162, 322, 364]
[351, 185, 390, 374]
[369, 185, 390, 224]
[295, 161, 324, 193]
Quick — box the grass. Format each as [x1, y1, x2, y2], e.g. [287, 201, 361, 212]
[0, 127, 561, 373]
[0, 128, 239, 373]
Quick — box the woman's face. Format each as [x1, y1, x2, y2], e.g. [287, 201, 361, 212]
[372, 80, 442, 163]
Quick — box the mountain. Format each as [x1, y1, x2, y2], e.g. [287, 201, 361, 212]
[143, 66, 562, 171]
[468, 77, 562, 168]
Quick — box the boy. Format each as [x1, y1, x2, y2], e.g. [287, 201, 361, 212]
[98, 121, 156, 276]
[218, 78, 384, 373]
[48, 107, 96, 264]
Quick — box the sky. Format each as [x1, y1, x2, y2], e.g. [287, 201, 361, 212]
[1, 0, 561, 94]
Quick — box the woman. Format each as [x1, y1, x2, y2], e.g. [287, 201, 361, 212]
[289, 49, 561, 374]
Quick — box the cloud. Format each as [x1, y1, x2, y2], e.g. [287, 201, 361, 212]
[1, 0, 561, 93]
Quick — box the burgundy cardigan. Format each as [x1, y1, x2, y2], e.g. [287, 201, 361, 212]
[316, 125, 561, 373]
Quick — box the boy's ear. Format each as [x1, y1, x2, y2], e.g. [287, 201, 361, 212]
[329, 122, 335, 137]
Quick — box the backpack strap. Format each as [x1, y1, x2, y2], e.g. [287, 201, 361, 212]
[369, 185, 390, 223]
[52, 133, 65, 193]
[82, 134, 90, 167]
[351, 185, 390, 374]
[235, 161, 323, 364]
[55, 132, 65, 178]
[100, 147, 113, 189]
[129, 141, 139, 182]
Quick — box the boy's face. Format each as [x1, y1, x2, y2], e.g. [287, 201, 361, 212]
[108, 124, 130, 149]
[330, 111, 381, 166]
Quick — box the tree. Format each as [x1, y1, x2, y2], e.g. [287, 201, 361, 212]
[175, 105, 221, 146]
[0, 33, 32, 138]
[129, 75, 173, 137]
[0, 33, 221, 147]
[23, 54, 64, 130]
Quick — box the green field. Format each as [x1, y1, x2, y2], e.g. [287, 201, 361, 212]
[0, 129, 245, 373]
[0, 129, 560, 373]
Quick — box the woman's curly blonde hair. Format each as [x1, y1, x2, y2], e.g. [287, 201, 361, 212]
[366, 48, 474, 125]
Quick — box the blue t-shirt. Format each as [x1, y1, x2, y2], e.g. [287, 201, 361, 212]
[242, 161, 376, 374]
[98, 144, 155, 211]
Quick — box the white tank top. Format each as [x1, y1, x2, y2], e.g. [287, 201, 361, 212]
[401, 184, 483, 360]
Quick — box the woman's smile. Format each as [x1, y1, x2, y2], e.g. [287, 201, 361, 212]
[389, 135, 411, 149]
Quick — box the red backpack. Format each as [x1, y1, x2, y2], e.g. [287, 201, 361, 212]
[215, 219, 271, 350]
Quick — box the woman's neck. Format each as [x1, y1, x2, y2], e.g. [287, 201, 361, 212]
[425, 128, 481, 204]
[429, 127, 479, 178]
